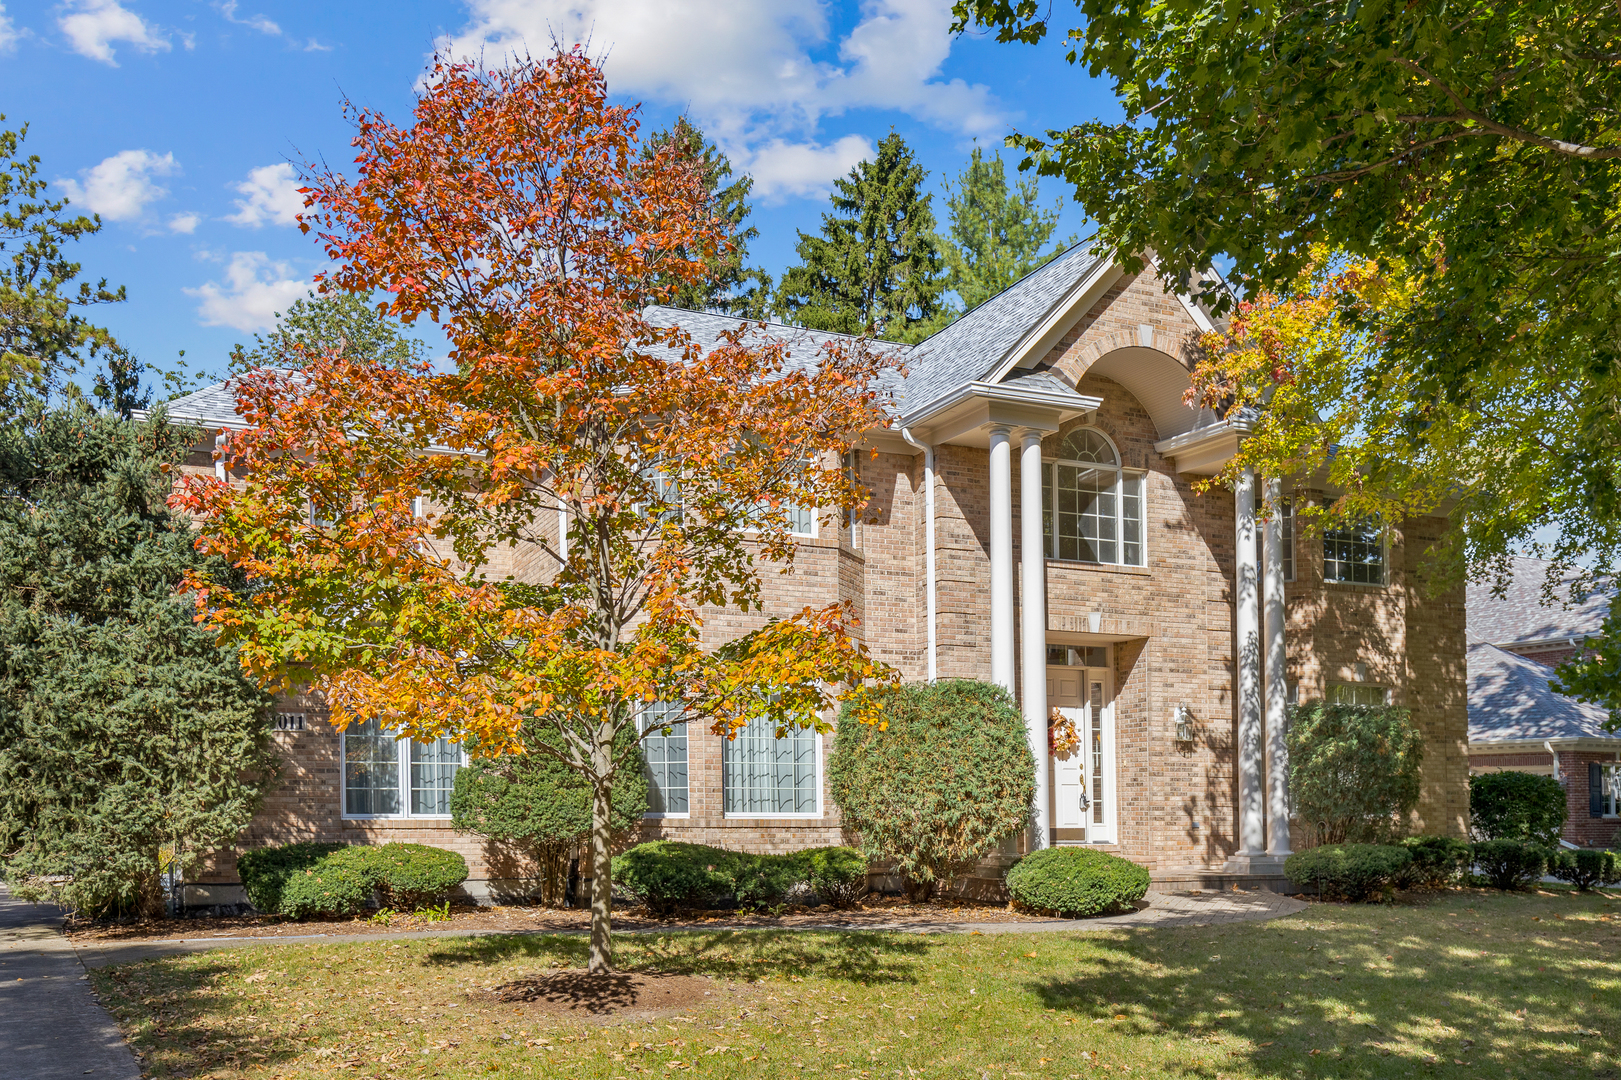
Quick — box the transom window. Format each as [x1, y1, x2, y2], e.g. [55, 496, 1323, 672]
[341, 717, 464, 818]
[1042, 429, 1145, 566]
[723, 715, 819, 817]
[1323, 519, 1384, 585]
[641, 701, 689, 816]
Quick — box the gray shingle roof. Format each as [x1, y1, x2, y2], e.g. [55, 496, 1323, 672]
[144, 380, 250, 429]
[894, 243, 1107, 416]
[641, 307, 911, 396]
[1466, 556, 1611, 647]
[1468, 640, 1619, 744]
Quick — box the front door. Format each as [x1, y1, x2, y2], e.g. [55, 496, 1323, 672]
[1046, 645, 1116, 844]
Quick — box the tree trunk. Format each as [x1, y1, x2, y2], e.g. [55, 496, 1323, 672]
[588, 747, 614, 973]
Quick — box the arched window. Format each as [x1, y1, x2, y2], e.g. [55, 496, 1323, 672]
[1042, 428, 1146, 566]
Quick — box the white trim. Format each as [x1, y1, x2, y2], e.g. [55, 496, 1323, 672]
[1042, 427, 1147, 568]
[720, 728, 824, 820]
[993, 253, 1122, 378]
[901, 379, 1102, 429]
[1321, 519, 1389, 588]
[338, 726, 466, 821]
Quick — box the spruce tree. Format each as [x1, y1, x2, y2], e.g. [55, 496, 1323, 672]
[938, 147, 1071, 312]
[0, 406, 276, 917]
[642, 118, 772, 318]
[774, 133, 944, 341]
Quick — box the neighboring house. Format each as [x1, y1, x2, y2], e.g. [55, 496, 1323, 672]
[160, 245, 1471, 907]
[1466, 556, 1621, 847]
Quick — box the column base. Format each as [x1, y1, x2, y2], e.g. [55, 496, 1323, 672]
[1223, 853, 1290, 876]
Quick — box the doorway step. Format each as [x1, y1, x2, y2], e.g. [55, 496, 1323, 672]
[1150, 866, 1303, 895]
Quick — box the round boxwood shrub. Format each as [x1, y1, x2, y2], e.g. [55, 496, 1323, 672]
[795, 846, 869, 909]
[1398, 835, 1472, 889]
[1284, 843, 1412, 901]
[1549, 848, 1620, 890]
[1469, 772, 1568, 845]
[360, 843, 469, 908]
[829, 679, 1034, 902]
[237, 842, 346, 915]
[1004, 847, 1149, 917]
[1471, 839, 1548, 891]
[278, 849, 376, 919]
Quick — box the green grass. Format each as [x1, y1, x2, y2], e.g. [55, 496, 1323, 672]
[91, 887, 1621, 1079]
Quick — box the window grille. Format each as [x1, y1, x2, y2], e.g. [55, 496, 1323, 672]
[341, 717, 463, 818]
[1041, 428, 1145, 567]
[1327, 683, 1388, 706]
[641, 701, 690, 815]
[1323, 520, 1384, 584]
[723, 715, 818, 816]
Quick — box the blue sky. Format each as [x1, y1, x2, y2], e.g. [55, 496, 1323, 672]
[2, 0, 1119, 387]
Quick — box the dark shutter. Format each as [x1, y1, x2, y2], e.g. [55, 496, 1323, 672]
[1591, 762, 1604, 818]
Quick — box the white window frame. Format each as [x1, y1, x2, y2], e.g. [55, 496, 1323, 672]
[338, 721, 467, 821]
[640, 701, 691, 820]
[1327, 683, 1389, 707]
[1601, 763, 1621, 819]
[721, 719, 823, 820]
[1042, 427, 1146, 567]
[1323, 519, 1386, 586]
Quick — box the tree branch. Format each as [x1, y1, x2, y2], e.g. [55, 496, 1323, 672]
[1392, 57, 1621, 159]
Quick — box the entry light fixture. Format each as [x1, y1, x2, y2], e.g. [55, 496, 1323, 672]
[1173, 704, 1193, 742]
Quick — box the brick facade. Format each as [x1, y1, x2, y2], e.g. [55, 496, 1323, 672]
[186, 266, 1471, 905]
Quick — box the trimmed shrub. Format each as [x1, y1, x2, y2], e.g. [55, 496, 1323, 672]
[237, 842, 345, 915]
[1398, 835, 1472, 889]
[277, 849, 375, 919]
[612, 842, 730, 915]
[1004, 847, 1150, 917]
[1549, 848, 1620, 890]
[795, 846, 869, 909]
[450, 720, 647, 906]
[1283, 844, 1412, 901]
[829, 680, 1034, 902]
[1469, 772, 1568, 846]
[1473, 839, 1548, 891]
[1287, 702, 1424, 844]
[714, 849, 802, 908]
[360, 843, 469, 908]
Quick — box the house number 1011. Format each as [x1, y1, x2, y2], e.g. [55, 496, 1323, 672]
[275, 713, 307, 732]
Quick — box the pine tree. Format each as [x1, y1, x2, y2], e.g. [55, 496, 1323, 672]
[0, 406, 277, 917]
[642, 118, 772, 318]
[938, 147, 1071, 312]
[774, 133, 944, 341]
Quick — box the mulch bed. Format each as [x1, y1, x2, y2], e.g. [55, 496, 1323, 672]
[62, 895, 1065, 943]
[479, 969, 717, 1017]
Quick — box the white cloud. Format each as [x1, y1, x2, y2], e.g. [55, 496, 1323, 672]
[739, 135, 873, 200]
[0, 5, 20, 53]
[185, 251, 308, 331]
[59, 0, 169, 65]
[217, 0, 279, 36]
[168, 211, 201, 234]
[225, 162, 303, 228]
[442, 0, 1009, 198]
[58, 149, 178, 221]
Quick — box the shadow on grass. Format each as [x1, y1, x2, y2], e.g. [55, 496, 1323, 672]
[423, 928, 935, 987]
[1022, 895, 1620, 1080]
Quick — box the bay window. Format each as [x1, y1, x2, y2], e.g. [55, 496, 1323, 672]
[1042, 428, 1145, 566]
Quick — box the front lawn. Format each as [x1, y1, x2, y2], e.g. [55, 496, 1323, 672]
[91, 888, 1621, 1079]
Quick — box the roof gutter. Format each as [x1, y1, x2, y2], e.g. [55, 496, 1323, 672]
[899, 379, 1102, 430]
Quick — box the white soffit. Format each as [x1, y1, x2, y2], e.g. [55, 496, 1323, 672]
[1085, 347, 1212, 440]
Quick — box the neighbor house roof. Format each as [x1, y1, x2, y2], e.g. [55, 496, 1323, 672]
[1466, 555, 1611, 650]
[1467, 639, 1621, 747]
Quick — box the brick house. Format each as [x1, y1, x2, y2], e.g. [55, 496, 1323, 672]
[1467, 557, 1621, 846]
[163, 246, 1471, 907]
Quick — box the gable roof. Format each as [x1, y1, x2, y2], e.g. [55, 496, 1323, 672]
[1466, 556, 1611, 649]
[1468, 639, 1620, 745]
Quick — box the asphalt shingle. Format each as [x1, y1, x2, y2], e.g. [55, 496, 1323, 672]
[1466, 555, 1611, 647]
[1468, 639, 1616, 743]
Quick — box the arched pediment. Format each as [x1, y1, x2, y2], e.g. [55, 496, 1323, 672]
[1081, 346, 1217, 440]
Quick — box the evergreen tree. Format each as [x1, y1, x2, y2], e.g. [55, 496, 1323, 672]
[0, 406, 276, 917]
[938, 147, 1070, 312]
[774, 133, 944, 341]
[230, 293, 429, 373]
[642, 118, 772, 318]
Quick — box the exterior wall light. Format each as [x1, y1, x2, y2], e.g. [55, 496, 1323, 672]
[1173, 704, 1193, 742]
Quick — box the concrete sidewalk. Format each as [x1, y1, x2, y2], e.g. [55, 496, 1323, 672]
[65, 888, 1307, 971]
[0, 885, 141, 1080]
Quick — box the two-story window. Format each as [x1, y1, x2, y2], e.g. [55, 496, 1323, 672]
[1323, 519, 1385, 584]
[1042, 428, 1146, 566]
[341, 717, 464, 818]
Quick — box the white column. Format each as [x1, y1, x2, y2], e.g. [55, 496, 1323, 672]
[988, 425, 1015, 692]
[1234, 466, 1265, 858]
[1019, 429, 1050, 849]
[1263, 477, 1292, 857]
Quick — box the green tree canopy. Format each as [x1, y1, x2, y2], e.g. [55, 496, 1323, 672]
[642, 118, 772, 319]
[230, 292, 429, 373]
[0, 119, 127, 408]
[938, 146, 1070, 313]
[774, 133, 944, 342]
[0, 406, 277, 916]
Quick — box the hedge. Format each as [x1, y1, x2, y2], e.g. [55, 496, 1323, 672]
[1004, 847, 1150, 917]
[237, 842, 346, 915]
[611, 842, 869, 915]
[1548, 848, 1619, 890]
[1472, 839, 1548, 891]
[794, 846, 869, 909]
[237, 842, 468, 919]
[1284, 844, 1412, 901]
[1398, 835, 1472, 889]
[1469, 772, 1568, 846]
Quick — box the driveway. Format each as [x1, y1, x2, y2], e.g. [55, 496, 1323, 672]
[0, 885, 142, 1080]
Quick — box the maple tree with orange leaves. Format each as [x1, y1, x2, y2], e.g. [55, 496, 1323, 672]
[171, 48, 899, 971]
